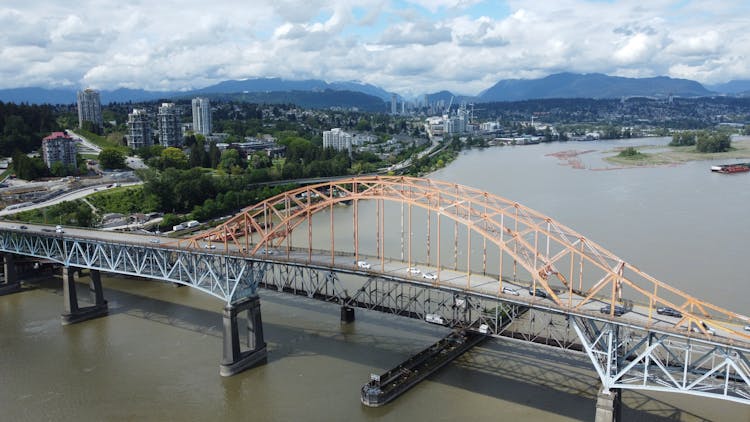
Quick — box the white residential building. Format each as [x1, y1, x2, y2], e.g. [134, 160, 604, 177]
[77, 89, 103, 130]
[127, 109, 152, 150]
[42, 132, 77, 169]
[191, 97, 212, 136]
[157, 103, 181, 147]
[323, 128, 352, 152]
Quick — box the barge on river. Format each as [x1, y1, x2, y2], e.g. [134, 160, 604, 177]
[710, 163, 750, 174]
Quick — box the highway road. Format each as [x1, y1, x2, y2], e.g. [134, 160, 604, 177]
[0, 182, 142, 217]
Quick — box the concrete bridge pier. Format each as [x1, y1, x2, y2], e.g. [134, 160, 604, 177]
[0, 253, 21, 296]
[594, 386, 622, 422]
[220, 295, 267, 376]
[340, 305, 355, 323]
[61, 268, 109, 325]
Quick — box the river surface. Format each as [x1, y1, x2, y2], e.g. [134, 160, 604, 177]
[2, 137, 749, 421]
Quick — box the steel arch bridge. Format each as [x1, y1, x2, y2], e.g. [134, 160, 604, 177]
[1, 175, 749, 407]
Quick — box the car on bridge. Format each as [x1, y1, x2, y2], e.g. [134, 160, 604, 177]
[357, 261, 371, 269]
[502, 287, 519, 296]
[528, 288, 548, 298]
[406, 267, 421, 275]
[422, 272, 437, 280]
[18, 225, 27, 230]
[55, 225, 64, 233]
[656, 306, 682, 318]
[600, 304, 628, 317]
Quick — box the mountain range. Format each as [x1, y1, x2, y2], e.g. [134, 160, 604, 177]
[1, 73, 748, 108]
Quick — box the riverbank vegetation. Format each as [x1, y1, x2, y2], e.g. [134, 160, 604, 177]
[605, 138, 750, 167]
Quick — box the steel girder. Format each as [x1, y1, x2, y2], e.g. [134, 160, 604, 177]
[260, 262, 525, 332]
[0, 231, 267, 304]
[571, 316, 750, 404]
[3, 230, 750, 405]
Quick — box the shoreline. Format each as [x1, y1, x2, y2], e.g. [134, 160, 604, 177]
[544, 138, 750, 170]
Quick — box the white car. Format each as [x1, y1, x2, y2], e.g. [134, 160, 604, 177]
[406, 267, 421, 275]
[357, 261, 371, 269]
[203, 244, 216, 249]
[502, 287, 520, 296]
[149, 238, 160, 244]
[55, 225, 64, 233]
[422, 272, 437, 280]
[745, 325, 750, 332]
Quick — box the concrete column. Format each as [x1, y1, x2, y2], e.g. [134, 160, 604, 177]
[220, 295, 267, 376]
[341, 306, 355, 323]
[89, 270, 106, 306]
[595, 387, 622, 422]
[0, 253, 21, 295]
[61, 267, 108, 325]
[62, 266, 79, 314]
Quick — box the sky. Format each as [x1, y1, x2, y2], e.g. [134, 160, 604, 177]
[1, 0, 749, 97]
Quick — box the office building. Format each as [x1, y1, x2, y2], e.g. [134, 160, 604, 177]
[391, 94, 397, 115]
[127, 109, 153, 150]
[77, 89, 103, 130]
[191, 97, 212, 136]
[323, 128, 352, 152]
[157, 103, 181, 147]
[42, 132, 77, 169]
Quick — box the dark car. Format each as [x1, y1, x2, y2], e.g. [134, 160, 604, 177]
[528, 288, 548, 298]
[18, 225, 28, 230]
[600, 304, 628, 317]
[656, 306, 682, 318]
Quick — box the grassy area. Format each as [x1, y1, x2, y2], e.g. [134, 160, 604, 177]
[604, 139, 750, 167]
[73, 129, 128, 153]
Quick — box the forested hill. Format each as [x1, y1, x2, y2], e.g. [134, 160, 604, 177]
[0, 102, 60, 156]
[191, 89, 387, 112]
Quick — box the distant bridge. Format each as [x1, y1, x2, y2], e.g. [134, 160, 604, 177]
[0, 176, 748, 419]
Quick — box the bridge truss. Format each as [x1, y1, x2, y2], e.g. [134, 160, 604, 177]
[1, 176, 749, 404]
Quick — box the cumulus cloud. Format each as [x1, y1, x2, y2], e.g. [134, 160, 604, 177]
[0, 0, 748, 95]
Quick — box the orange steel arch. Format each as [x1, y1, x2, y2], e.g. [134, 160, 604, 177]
[180, 176, 750, 341]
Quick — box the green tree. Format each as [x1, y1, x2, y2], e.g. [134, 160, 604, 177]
[160, 147, 188, 169]
[696, 132, 731, 153]
[218, 148, 244, 173]
[98, 147, 127, 169]
[670, 131, 696, 146]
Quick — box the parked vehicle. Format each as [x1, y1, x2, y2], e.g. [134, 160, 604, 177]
[600, 304, 628, 317]
[656, 306, 682, 318]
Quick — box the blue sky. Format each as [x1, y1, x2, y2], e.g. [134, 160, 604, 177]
[0, 0, 748, 96]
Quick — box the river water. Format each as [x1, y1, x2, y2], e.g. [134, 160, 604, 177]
[1, 137, 749, 421]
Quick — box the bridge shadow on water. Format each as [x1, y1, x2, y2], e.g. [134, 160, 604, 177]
[24, 275, 718, 421]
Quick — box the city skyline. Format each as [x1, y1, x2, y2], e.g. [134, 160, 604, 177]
[1, 1, 749, 96]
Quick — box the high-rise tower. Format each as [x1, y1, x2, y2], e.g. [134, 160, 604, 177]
[157, 103, 181, 147]
[191, 97, 212, 136]
[77, 89, 103, 131]
[127, 109, 152, 150]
